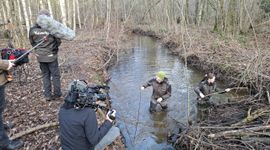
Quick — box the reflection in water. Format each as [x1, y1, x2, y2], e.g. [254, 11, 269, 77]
[151, 112, 168, 143]
[109, 36, 236, 149]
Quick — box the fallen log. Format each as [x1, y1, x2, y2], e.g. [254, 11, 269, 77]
[10, 122, 59, 140]
[208, 125, 270, 138]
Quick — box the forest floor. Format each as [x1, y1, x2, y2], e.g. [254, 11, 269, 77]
[130, 25, 270, 149]
[0, 27, 130, 150]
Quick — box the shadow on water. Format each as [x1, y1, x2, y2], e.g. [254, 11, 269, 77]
[108, 36, 240, 150]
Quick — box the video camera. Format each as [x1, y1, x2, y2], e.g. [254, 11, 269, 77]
[65, 80, 111, 110]
[1, 48, 29, 66]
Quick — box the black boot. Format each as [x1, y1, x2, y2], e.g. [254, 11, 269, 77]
[3, 139, 23, 150]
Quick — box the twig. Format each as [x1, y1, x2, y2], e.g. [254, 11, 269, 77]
[10, 122, 59, 140]
[185, 135, 226, 149]
[267, 91, 270, 105]
[208, 125, 270, 138]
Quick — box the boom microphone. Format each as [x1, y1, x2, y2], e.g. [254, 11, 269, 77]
[37, 15, 76, 40]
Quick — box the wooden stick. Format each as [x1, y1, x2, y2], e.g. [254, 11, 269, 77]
[267, 90, 270, 105]
[208, 125, 270, 138]
[10, 122, 59, 140]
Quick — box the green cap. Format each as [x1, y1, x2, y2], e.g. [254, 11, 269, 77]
[156, 71, 166, 80]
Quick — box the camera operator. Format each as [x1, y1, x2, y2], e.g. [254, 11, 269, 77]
[58, 80, 120, 150]
[0, 59, 23, 149]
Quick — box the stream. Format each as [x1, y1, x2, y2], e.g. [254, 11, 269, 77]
[108, 35, 236, 150]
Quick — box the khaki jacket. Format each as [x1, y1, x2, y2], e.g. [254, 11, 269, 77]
[0, 58, 9, 86]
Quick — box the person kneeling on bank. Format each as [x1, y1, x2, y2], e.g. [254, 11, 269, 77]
[58, 80, 120, 150]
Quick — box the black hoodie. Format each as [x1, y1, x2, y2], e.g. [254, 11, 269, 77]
[58, 104, 112, 150]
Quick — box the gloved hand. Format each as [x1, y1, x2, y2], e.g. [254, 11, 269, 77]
[225, 88, 231, 92]
[157, 97, 163, 103]
[7, 60, 15, 70]
[141, 86, 145, 90]
[199, 92, 205, 98]
[106, 109, 116, 122]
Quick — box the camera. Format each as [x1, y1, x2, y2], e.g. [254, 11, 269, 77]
[107, 109, 116, 120]
[65, 80, 111, 110]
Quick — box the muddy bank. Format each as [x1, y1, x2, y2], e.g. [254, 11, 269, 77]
[1, 28, 130, 149]
[131, 27, 270, 149]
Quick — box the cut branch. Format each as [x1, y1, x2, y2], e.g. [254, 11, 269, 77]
[208, 125, 270, 139]
[10, 122, 59, 140]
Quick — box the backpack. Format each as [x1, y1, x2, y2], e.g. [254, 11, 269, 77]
[1, 48, 29, 66]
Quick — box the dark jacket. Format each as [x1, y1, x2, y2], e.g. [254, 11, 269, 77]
[143, 77, 171, 100]
[58, 104, 112, 150]
[194, 80, 218, 100]
[0, 59, 9, 86]
[29, 24, 62, 62]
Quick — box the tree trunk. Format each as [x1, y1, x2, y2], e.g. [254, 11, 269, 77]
[4, 1, 11, 23]
[72, 0, 76, 31]
[75, 0, 81, 28]
[16, 0, 22, 23]
[47, 0, 53, 18]
[39, 0, 44, 10]
[105, 0, 111, 41]
[21, 0, 30, 37]
[59, 0, 67, 26]
[1, 2, 7, 23]
[27, 0, 33, 25]
[195, 0, 204, 26]
[185, 0, 189, 24]
[66, 0, 72, 27]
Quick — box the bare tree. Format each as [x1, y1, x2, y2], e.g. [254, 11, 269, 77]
[105, 0, 112, 41]
[75, 0, 81, 28]
[1, 2, 7, 24]
[16, 0, 23, 23]
[39, 0, 44, 10]
[59, 0, 67, 26]
[27, 0, 33, 25]
[22, 0, 30, 37]
[47, 0, 53, 18]
[4, 1, 12, 23]
[72, 0, 76, 31]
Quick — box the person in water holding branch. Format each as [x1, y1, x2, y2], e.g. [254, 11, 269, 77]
[141, 71, 172, 113]
[194, 73, 231, 122]
[194, 73, 231, 101]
